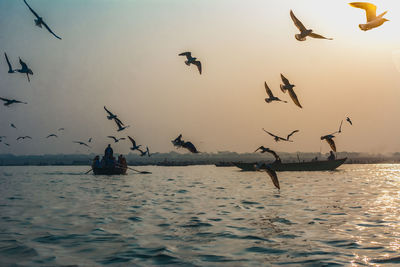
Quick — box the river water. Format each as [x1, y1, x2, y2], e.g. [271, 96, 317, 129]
[0, 164, 399, 266]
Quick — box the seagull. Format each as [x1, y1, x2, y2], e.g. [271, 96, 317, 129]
[346, 117, 353, 125]
[255, 163, 280, 189]
[46, 134, 58, 138]
[128, 136, 141, 151]
[0, 97, 27, 107]
[107, 136, 126, 143]
[290, 10, 333, 41]
[4, 53, 15, 73]
[88, 138, 92, 143]
[73, 141, 91, 148]
[104, 106, 124, 125]
[262, 128, 295, 142]
[349, 2, 389, 31]
[10, 123, 17, 129]
[179, 52, 202, 74]
[321, 134, 337, 152]
[16, 57, 33, 82]
[264, 82, 287, 103]
[138, 146, 150, 157]
[23, 0, 62, 40]
[331, 120, 343, 135]
[114, 119, 129, 132]
[16, 136, 32, 141]
[58, 128, 65, 131]
[280, 74, 302, 108]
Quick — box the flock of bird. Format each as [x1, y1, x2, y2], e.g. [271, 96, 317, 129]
[1, 1, 389, 189]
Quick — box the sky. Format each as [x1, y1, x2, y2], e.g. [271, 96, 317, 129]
[1, 0, 400, 155]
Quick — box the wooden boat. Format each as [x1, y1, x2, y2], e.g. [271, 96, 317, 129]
[233, 158, 347, 172]
[92, 164, 127, 175]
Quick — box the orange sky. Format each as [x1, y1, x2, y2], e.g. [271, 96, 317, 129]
[1, 0, 400, 155]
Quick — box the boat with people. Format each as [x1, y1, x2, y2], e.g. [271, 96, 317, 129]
[91, 144, 128, 175]
[233, 157, 347, 172]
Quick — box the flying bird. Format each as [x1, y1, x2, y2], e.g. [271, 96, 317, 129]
[349, 2, 389, 31]
[16, 136, 32, 141]
[107, 136, 126, 143]
[23, 0, 62, 40]
[172, 134, 184, 147]
[10, 123, 17, 129]
[321, 134, 337, 152]
[182, 141, 199, 153]
[58, 128, 65, 131]
[290, 10, 333, 41]
[264, 82, 287, 103]
[262, 128, 296, 142]
[179, 52, 202, 74]
[128, 136, 141, 151]
[255, 163, 280, 189]
[138, 146, 151, 157]
[73, 141, 90, 148]
[330, 120, 343, 135]
[115, 119, 129, 132]
[88, 138, 92, 143]
[0, 97, 27, 107]
[16, 58, 33, 82]
[254, 146, 281, 162]
[104, 106, 124, 125]
[4, 53, 15, 73]
[280, 74, 302, 108]
[46, 134, 58, 138]
[346, 117, 353, 125]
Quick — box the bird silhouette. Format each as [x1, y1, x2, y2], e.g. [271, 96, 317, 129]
[280, 74, 302, 108]
[179, 52, 202, 74]
[264, 82, 287, 103]
[321, 134, 337, 152]
[46, 134, 58, 138]
[349, 2, 389, 31]
[73, 141, 91, 148]
[107, 136, 126, 143]
[4, 53, 15, 73]
[254, 146, 281, 162]
[255, 163, 280, 189]
[290, 10, 333, 41]
[0, 97, 27, 107]
[16, 136, 32, 141]
[262, 128, 298, 142]
[16, 58, 33, 82]
[10, 123, 17, 129]
[346, 117, 353, 125]
[23, 0, 62, 40]
[115, 119, 129, 132]
[104, 106, 124, 125]
[128, 136, 141, 151]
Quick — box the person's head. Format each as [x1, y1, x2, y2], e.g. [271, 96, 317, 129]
[108, 144, 111, 148]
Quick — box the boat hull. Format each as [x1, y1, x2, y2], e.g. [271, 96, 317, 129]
[233, 158, 347, 172]
[92, 166, 127, 175]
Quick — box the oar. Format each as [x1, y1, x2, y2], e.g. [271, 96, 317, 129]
[85, 168, 93, 174]
[116, 163, 152, 174]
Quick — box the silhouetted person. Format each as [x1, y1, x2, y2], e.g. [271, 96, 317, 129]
[93, 156, 101, 168]
[328, 151, 336, 161]
[105, 144, 113, 159]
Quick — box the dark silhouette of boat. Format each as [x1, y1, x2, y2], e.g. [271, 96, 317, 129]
[233, 158, 347, 172]
[92, 163, 127, 175]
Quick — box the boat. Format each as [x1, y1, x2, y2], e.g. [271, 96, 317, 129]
[233, 158, 347, 172]
[92, 164, 127, 175]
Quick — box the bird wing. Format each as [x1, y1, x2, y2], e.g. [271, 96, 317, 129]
[254, 146, 262, 152]
[23, 0, 40, 19]
[290, 10, 307, 32]
[349, 2, 377, 22]
[263, 166, 280, 189]
[263, 128, 280, 138]
[114, 119, 123, 129]
[326, 138, 336, 152]
[268, 150, 280, 160]
[115, 117, 124, 126]
[288, 88, 302, 108]
[179, 52, 191, 59]
[286, 130, 299, 140]
[88, 138, 92, 143]
[347, 117, 353, 125]
[280, 73, 290, 86]
[41, 21, 62, 40]
[120, 137, 126, 140]
[193, 60, 202, 74]
[26, 136, 32, 139]
[183, 141, 199, 153]
[107, 136, 117, 142]
[16, 137, 22, 140]
[338, 120, 343, 133]
[309, 33, 333, 40]
[128, 136, 136, 146]
[19, 58, 28, 69]
[104, 106, 113, 116]
[0, 97, 9, 102]
[264, 82, 274, 98]
[4, 53, 13, 71]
